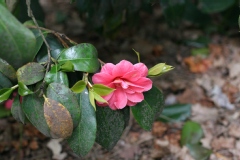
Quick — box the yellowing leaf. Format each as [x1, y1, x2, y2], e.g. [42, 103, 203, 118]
[43, 96, 73, 138]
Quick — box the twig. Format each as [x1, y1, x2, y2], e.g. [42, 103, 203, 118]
[26, 0, 51, 96]
[26, 0, 51, 73]
[27, 26, 78, 47]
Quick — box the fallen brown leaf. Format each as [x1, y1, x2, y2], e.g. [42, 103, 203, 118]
[184, 56, 212, 73]
[152, 121, 168, 137]
[211, 137, 235, 150]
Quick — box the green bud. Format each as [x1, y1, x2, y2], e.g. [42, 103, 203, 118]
[148, 63, 174, 77]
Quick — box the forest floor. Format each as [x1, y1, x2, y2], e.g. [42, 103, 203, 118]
[1, 1, 240, 160]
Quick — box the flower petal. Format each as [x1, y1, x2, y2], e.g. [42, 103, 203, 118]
[101, 63, 115, 75]
[134, 63, 148, 77]
[92, 72, 115, 85]
[133, 77, 152, 91]
[112, 60, 134, 77]
[127, 100, 137, 106]
[127, 92, 144, 102]
[122, 70, 141, 82]
[108, 87, 127, 109]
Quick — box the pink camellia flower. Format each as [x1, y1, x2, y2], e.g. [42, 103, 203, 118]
[92, 60, 152, 110]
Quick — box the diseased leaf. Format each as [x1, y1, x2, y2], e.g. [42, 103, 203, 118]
[71, 80, 86, 93]
[58, 43, 100, 73]
[92, 84, 115, 96]
[44, 65, 69, 87]
[17, 62, 45, 85]
[0, 88, 14, 103]
[0, 5, 36, 69]
[22, 93, 51, 137]
[11, 94, 25, 124]
[46, 83, 80, 128]
[131, 86, 164, 131]
[18, 82, 33, 96]
[0, 58, 17, 82]
[96, 106, 129, 150]
[44, 96, 73, 138]
[68, 88, 96, 156]
[181, 121, 203, 145]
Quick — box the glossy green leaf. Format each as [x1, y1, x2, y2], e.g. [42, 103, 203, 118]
[71, 80, 86, 93]
[0, 88, 14, 103]
[58, 43, 100, 73]
[96, 106, 129, 150]
[181, 121, 203, 145]
[89, 89, 96, 110]
[131, 86, 164, 131]
[0, 72, 13, 88]
[18, 82, 33, 96]
[46, 83, 80, 128]
[17, 62, 45, 85]
[92, 84, 115, 96]
[0, 4, 36, 69]
[158, 104, 191, 123]
[11, 94, 25, 124]
[0, 58, 17, 82]
[36, 36, 64, 63]
[44, 65, 69, 87]
[199, 0, 235, 14]
[60, 61, 75, 72]
[0, 107, 11, 118]
[186, 144, 212, 160]
[44, 96, 73, 138]
[68, 88, 96, 156]
[22, 93, 51, 137]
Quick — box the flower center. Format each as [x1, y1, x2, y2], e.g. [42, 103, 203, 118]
[113, 78, 129, 89]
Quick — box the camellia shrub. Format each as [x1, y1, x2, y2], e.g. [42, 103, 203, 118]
[0, 1, 173, 157]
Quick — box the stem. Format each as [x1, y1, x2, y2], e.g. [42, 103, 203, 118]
[98, 58, 105, 66]
[11, 85, 19, 90]
[87, 81, 93, 88]
[27, 26, 78, 47]
[26, 0, 51, 78]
